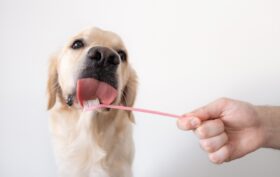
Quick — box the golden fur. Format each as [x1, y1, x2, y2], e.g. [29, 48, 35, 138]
[47, 27, 137, 177]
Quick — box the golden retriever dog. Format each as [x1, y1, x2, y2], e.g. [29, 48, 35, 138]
[47, 27, 137, 177]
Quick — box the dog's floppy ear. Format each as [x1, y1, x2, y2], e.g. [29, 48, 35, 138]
[121, 68, 137, 111]
[47, 55, 59, 110]
[121, 68, 137, 107]
[121, 69, 137, 122]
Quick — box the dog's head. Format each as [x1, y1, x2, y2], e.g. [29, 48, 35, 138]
[47, 27, 137, 111]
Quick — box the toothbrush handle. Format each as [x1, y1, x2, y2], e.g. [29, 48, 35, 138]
[86, 104, 183, 119]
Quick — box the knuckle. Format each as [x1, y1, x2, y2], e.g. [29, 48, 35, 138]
[214, 119, 225, 130]
[222, 133, 228, 142]
[224, 145, 231, 158]
[201, 140, 215, 152]
[196, 107, 206, 115]
[197, 127, 207, 138]
[217, 97, 230, 105]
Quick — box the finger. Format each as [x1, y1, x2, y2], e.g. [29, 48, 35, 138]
[195, 119, 224, 139]
[200, 133, 228, 153]
[177, 116, 201, 130]
[189, 98, 231, 121]
[208, 144, 232, 164]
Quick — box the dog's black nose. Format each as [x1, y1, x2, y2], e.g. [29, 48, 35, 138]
[87, 47, 120, 66]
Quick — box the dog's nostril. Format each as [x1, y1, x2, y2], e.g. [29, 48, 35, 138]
[87, 47, 120, 66]
[108, 55, 120, 65]
[88, 49, 102, 61]
[92, 50, 102, 61]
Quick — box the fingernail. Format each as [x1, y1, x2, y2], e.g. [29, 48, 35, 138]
[191, 118, 200, 127]
[209, 152, 224, 164]
[208, 144, 230, 164]
[209, 154, 218, 164]
[177, 119, 186, 130]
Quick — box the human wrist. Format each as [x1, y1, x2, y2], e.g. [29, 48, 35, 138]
[256, 106, 280, 149]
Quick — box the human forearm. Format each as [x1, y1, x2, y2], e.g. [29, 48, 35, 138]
[256, 106, 280, 149]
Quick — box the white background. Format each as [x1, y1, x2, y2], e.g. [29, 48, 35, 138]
[0, 0, 280, 177]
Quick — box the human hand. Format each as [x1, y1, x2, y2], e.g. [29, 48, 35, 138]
[177, 98, 267, 164]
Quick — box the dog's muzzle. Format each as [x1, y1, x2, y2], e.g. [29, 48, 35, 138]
[67, 47, 121, 107]
[80, 46, 120, 88]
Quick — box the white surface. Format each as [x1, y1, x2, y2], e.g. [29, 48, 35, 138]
[0, 0, 280, 177]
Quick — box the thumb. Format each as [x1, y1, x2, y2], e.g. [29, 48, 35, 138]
[186, 98, 229, 121]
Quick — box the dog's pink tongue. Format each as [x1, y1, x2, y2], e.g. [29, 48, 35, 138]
[77, 78, 117, 107]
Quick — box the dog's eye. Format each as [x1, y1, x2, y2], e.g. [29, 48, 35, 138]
[117, 50, 127, 62]
[71, 39, 84, 49]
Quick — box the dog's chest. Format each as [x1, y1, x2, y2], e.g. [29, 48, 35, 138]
[50, 108, 133, 177]
[51, 111, 112, 177]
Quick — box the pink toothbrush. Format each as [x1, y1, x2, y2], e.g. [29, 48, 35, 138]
[84, 102, 183, 119]
[78, 78, 183, 119]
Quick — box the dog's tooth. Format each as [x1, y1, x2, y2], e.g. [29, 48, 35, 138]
[93, 99, 100, 106]
[87, 99, 100, 107]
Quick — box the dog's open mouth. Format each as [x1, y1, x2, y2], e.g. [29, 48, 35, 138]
[77, 78, 118, 107]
